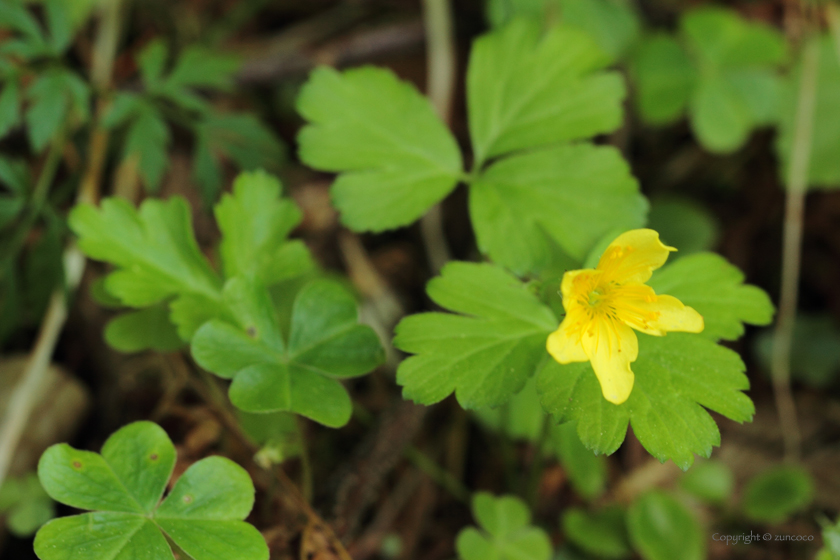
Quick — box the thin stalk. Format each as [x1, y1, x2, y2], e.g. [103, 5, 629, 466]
[420, 0, 455, 274]
[404, 446, 470, 503]
[770, 37, 820, 463]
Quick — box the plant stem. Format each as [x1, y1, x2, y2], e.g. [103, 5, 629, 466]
[420, 0, 456, 274]
[404, 446, 470, 503]
[770, 37, 820, 463]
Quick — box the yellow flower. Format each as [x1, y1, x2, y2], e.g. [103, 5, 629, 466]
[546, 229, 704, 405]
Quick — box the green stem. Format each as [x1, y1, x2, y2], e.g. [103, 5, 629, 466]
[404, 446, 470, 504]
[770, 37, 820, 463]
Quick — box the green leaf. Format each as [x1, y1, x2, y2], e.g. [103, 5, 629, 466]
[102, 92, 143, 129]
[754, 314, 840, 388]
[742, 465, 814, 523]
[25, 69, 90, 152]
[648, 252, 774, 341]
[777, 36, 840, 188]
[689, 73, 752, 153]
[0, 473, 55, 537]
[194, 113, 286, 203]
[43, 0, 73, 54]
[104, 305, 185, 352]
[214, 170, 310, 283]
[486, 0, 559, 27]
[647, 197, 719, 257]
[559, 0, 640, 61]
[297, 66, 462, 232]
[680, 6, 786, 68]
[470, 144, 646, 273]
[138, 40, 168, 90]
[467, 19, 624, 165]
[192, 277, 383, 427]
[562, 506, 631, 559]
[631, 34, 696, 125]
[70, 196, 221, 306]
[627, 491, 704, 560]
[123, 104, 170, 192]
[729, 68, 782, 125]
[549, 422, 607, 499]
[538, 334, 754, 469]
[35, 421, 267, 560]
[679, 460, 734, 504]
[473, 376, 546, 441]
[0, 79, 21, 139]
[394, 262, 557, 409]
[166, 46, 240, 91]
[456, 493, 552, 560]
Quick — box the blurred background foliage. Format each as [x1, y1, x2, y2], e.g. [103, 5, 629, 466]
[1, 0, 840, 559]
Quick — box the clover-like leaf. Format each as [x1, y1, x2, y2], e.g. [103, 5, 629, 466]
[538, 333, 754, 469]
[562, 506, 631, 559]
[648, 252, 774, 341]
[630, 34, 696, 125]
[34, 421, 267, 560]
[470, 144, 646, 273]
[297, 65, 462, 232]
[468, 19, 624, 166]
[394, 262, 557, 409]
[742, 465, 814, 523]
[192, 277, 384, 427]
[456, 493, 551, 560]
[627, 491, 704, 560]
[214, 170, 312, 284]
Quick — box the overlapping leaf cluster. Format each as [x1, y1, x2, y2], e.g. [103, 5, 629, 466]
[104, 40, 284, 201]
[297, 17, 646, 274]
[71, 170, 383, 427]
[631, 5, 787, 153]
[395, 254, 773, 469]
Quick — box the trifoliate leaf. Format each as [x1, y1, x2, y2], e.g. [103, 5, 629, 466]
[679, 460, 734, 504]
[470, 144, 646, 273]
[467, 18, 624, 165]
[742, 465, 814, 523]
[394, 262, 557, 409]
[297, 66, 462, 232]
[35, 421, 268, 560]
[123, 103, 170, 192]
[456, 493, 551, 560]
[538, 333, 754, 469]
[777, 36, 840, 188]
[559, 0, 640, 61]
[647, 198, 719, 257]
[680, 6, 786, 68]
[214, 170, 311, 283]
[689, 73, 752, 153]
[562, 506, 631, 559]
[192, 277, 383, 427]
[648, 252, 774, 341]
[627, 491, 704, 560]
[630, 34, 696, 125]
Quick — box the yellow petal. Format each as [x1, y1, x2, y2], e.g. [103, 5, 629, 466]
[547, 313, 588, 364]
[596, 229, 675, 284]
[581, 318, 637, 404]
[632, 295, 704, 336]
[560, 269, 599, 311]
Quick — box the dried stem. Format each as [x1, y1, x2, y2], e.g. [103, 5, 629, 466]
[420, 0, 456, 274]
[770, 36, 820, 463]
